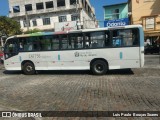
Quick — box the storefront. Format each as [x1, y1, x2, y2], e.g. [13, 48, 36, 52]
[144, 31, 160, 46]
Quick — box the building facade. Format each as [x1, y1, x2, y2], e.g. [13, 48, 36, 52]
[103, 2, 129, 27]
[8, 0, 96, 32]
[128, 0, 160, 44]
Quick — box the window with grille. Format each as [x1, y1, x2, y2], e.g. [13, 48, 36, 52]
[43, 18, 50, 25]
[59, 16, 67, 22]
[25, 4, 32, 11]
[70, 0, 76, 5]
[23, 20, 30, 27]
[36, 2, 44, 10]
[46, 1, 54, 9]
[57, 0, 65, 7]
[71, 15, 78, 21]
[13, 6, 20, 13]
[32, 20, 37, 26]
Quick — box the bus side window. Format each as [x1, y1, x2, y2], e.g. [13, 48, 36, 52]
[68, 35, 73, 49]
[47, 39, 52, 50]
[39, 36, 52, 51]
[112, 30, 123, 47]
[52, 35, 60, 50]
[23, 37, 33, 51]
[84, 33, 91, 48]
[90, 32, 105, 48]
[32, 37, 41, 51]
[105, 31, 110, 47]
[121, 29, 134, 46]
[132, 29, 139, 46]
[77, 36, 83, 49]
[61, 35, 68, 50]
[69, 33, 83, 49]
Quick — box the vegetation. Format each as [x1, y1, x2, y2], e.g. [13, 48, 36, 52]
[0, 16, 21, 36]
[24, 28, 42, 34]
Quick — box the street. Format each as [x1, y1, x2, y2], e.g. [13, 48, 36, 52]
[0, 55, 160, 120]
[145, 54, 160, 66]
[1, 0, 160, 119]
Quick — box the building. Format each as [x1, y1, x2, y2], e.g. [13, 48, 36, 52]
[8, 0, 96, 32]
[128, 0, 160, 44]
[103, 2, 129, 27]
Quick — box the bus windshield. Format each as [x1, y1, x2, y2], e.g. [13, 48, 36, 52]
[4, 38, 18, 59]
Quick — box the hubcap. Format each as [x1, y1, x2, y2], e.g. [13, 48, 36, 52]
[96, 64, 104, 72]
[26, 65, 33, 72]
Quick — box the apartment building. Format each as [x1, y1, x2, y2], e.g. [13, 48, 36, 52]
[103, 2, 129, 27]
[8, 0, 96, 32]
[128, 0, 160, 44]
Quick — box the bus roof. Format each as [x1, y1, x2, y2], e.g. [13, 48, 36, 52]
[7, 25, 142, 39]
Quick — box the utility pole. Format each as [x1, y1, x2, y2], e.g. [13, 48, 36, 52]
[76, 0, 78, 12]
[25, 11, 29, 31]
[0, 37, 3, 47]
[76, 0, 80, 30]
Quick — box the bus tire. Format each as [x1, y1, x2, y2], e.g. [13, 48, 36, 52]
[23, 62, 35, 75]
[91, 60, 107, 75]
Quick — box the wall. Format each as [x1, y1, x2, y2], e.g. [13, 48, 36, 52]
[8, 0, 96, 32]
[132, 0, 160, 31]
[104, 3, 128, 20]
[129, 0, 160, 45]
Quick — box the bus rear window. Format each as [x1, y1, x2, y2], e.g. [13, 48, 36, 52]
[112, 28, 139, 47]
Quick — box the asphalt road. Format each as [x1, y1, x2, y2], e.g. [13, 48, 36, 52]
[145, 54, 160, 66]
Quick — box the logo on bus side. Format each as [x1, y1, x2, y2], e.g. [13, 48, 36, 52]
[74, 52, 80, 57]
[74, 52, 97, 57]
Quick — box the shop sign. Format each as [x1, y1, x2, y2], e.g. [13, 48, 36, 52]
[146, 17, 155, 29]
[104, 18, 129, 27]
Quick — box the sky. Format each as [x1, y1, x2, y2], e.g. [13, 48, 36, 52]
[0, 0, 127, 21]
[90, 0, 127, 21]
[0, 0, 9, 16]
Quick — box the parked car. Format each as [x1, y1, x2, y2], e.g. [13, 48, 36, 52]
[144, 45, 159, 54]
[0, 47, 4, 64]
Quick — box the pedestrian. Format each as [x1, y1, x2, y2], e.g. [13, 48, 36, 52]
[146, 38, 151, 46]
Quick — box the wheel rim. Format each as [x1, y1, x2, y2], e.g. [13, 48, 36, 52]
[26, 65, 33, 72]
[95, 63, 104, 72]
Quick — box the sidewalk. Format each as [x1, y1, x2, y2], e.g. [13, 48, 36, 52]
[143, 64, 160, 69]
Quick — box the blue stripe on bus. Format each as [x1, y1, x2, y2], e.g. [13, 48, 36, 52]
[120, 52, 123, 60]
[58, 54, 61, 61]
[19, 56, 22, 62]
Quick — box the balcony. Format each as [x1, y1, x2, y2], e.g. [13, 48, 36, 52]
[105, 12, 128, 20]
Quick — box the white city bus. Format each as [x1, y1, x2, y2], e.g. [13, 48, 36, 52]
[3, 25, 144, 75]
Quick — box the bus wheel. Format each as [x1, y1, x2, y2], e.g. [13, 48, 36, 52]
[91, 60, 107, 75]
[23, 62, 35, 75]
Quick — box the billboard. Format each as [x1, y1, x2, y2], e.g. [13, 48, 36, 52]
[54, 21, 77, 32]
[104, 18, 129, 27]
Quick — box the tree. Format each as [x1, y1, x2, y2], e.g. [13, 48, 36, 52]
[0, 16, 21, 37]
[24, 28, 42, 34]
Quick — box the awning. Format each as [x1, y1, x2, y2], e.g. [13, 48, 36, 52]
[144, 31, 160, 37]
